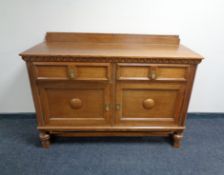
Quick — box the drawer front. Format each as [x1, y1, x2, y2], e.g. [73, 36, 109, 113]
[117, 63, 188, 81]
[115, 82, 185, 126]
[39, 82, 111, 126]
[33, 62, 111, 81]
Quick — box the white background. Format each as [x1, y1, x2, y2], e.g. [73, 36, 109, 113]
[0, 0, 224, 113]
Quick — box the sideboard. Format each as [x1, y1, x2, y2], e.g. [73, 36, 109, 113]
[20, 32, 203, 148]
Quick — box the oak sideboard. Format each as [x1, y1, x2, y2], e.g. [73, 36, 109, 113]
[20, 32, 203, 148]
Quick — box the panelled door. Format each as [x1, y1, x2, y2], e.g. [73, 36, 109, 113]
[115, 82, 185, 126]
[38, 82, 111, 127]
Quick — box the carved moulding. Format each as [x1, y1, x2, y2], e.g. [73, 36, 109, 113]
[22, 56, 201, 64]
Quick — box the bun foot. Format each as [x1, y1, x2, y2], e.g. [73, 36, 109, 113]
[39, 132, 50, 148]
[173, 133, 183, 148]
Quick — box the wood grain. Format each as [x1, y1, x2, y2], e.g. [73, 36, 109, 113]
[45, 32, 180, 45]
[20, 32, 203, 148]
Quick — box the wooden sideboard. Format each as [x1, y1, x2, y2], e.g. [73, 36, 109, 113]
[20, 32, 203, 148]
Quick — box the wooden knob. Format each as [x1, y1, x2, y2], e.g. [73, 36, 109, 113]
[150, 70, 157, 80]
[68, 67, 76, 80]
[70, 98, 82, 109]
[143, 98, 155, 109]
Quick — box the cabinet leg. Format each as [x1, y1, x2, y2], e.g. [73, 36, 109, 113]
[173, 132, 183, 148]
[39, 131, 50, 148]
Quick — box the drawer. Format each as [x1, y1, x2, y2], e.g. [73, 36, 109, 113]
[117, 64, 188, 81]
[33, 62, 111, 81]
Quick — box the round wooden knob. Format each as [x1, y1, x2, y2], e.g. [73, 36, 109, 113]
[143, 98, 155, 109]
[70, 98, 82, 109]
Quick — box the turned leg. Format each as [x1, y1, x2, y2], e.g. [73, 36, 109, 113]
[39, 131, 50, 148]
[172, 132, 183, 148]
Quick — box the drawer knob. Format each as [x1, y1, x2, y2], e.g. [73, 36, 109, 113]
[150, 70, 157, 80]
[143, 98, 155, 109]
[68, 68, 76, 79]
[70, 98, 82, 109]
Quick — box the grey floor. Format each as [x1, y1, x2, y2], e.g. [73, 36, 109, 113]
[0, 113, 224, 175]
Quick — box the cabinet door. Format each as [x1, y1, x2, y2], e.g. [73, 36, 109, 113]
[115, 82, 185, 126]
[38, 82, 111, 127]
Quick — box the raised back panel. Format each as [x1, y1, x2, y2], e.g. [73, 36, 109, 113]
[45, 32, 180, 45]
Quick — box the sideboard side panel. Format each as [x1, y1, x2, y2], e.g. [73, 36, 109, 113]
[179, 64, 198, 126]
[26, 61, 45, 126]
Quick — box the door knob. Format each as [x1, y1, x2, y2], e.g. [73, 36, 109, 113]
[70, 98, 82, 109]
[143, 98, 155, 109]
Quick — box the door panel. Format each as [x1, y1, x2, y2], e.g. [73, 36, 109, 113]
[39, 82, 111, 126]
[115, 82, 185, 126]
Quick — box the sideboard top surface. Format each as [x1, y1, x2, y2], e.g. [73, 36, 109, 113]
[20, 32, 203, 60]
